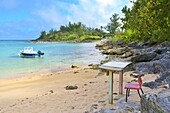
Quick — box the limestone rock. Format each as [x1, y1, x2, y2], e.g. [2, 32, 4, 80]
[107, 48, 124, 55]
[71, 65, 79, 68]
[121, 51, 133, 58]
[65, 85, 78, 90]
[141, 91, 170, 113]
[96, 39, 113, 48]
[131, 52, 157, 63]
[160, 41, 170, 47]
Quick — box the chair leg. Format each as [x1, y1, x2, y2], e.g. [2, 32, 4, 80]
[126, 89, 128, 102]
[137, 90, 141, 98]
[127, 89, 130, 96]
[141, 88, 144, 94]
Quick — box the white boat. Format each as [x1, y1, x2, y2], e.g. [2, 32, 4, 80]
[18, 47, 44, 57]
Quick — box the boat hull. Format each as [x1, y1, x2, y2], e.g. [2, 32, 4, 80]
[18, 47, 44, 58]
[19, 53, 37, 58]
[21, 53, 37, 56]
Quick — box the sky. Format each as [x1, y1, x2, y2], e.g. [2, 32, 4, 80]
[0, 0, 134, 40]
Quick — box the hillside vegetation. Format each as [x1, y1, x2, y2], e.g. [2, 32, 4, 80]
[35, 0, 170, 43]
[35, 22, 106, 42]
[111, 0, 170, 43]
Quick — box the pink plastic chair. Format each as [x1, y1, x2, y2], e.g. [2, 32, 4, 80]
[124, 74, 144, 102]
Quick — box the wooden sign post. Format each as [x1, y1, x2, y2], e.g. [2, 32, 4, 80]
[99, 61, 131, 104]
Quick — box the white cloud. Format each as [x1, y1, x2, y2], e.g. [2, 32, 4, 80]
[35, 1, 71, 29]
[37, 7, 61, 23]
[36, 0, 134, 29]
[0, 0, 135, 40]
[36, 8, 65, 29]
[67, 0, 133, 28]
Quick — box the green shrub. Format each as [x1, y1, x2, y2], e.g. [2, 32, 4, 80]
[62, 34, 78, 40]
[109, 30, 141, 43]
[80, 35, 101, 41]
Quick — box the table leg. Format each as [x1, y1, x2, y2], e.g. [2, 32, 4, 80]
[119, 70, 123, 94]
[108, 70, 113, 104]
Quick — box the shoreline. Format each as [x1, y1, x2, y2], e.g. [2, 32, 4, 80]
[27, 40, 101, 44]
[1, 40, 169, 112]
[0, 40, 105, 80]
[0, 67, 108, 113]
[0, 65, 88, 81]
[0, 66, 162, 113]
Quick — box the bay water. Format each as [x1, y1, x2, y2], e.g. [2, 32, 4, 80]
[0, 40, 105, 79]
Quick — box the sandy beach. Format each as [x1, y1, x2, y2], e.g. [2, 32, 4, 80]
[0, 67, 161, 113]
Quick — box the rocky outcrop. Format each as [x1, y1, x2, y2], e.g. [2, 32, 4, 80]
[101, 47, 130, 55]
[131, 52, 157, 63]
[96, 40, 135, 61]
[141, 89, 170, 113]
[133, 42, 170, 88]
[143, 70, 170, 89]
[96, 40, 170, 88]
[96, 39, 113, 48]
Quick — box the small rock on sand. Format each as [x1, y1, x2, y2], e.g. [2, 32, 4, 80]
[49, 90, 54, 93]
[65, 85, 78, 90]
[71, 65, 79, 68]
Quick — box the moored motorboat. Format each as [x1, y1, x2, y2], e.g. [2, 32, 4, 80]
[18, 47, 44, 57]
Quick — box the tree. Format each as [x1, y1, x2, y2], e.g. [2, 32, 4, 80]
[60, 25, 66, 32]
[36, 21, 104, 41]
[38, 31, 47, 40]
[121, 0, 170, 42]
[48, 29, 57, 40]
[105, 13, 121, 35]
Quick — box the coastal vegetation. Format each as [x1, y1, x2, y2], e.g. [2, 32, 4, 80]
[35, 22, 105, 42]
[111, 0, 170, 43]
[35, 0, 170, 44]
[34, 13, 120, 42]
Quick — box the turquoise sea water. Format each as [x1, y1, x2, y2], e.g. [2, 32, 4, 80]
[0, 40, 105, 79]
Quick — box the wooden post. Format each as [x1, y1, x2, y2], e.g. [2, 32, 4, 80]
[119, 70, 123, 94]
[108, 70, 113, 104]
[106, 71, 109, 76]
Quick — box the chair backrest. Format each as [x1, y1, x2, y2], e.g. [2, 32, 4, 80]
[138, 74, 143, 88]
